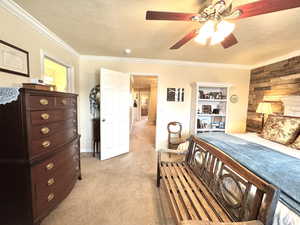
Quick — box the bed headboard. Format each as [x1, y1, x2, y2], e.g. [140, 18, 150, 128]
[281, 96, 300, 117]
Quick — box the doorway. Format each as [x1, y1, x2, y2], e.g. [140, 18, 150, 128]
[130, 75, 158, 148]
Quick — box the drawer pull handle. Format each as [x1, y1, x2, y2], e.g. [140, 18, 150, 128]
[40, 99, 49, 105]
[41, 127, 50, 135]
[46, 163, 54, 170]
[41, 113, 50, 120]
[62, 99, 67, 105]
[48, 178, 55, 186]
[48, 193, 55, 202]
[42, 141, 51, 148]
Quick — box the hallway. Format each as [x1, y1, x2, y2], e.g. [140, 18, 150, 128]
[130, 117, 156, 152]
[41, 119, 166, 225]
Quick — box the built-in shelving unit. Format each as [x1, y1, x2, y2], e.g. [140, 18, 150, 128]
[190, 82, 230, 134]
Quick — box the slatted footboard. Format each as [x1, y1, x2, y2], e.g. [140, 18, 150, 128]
[157, 135, 279, 225]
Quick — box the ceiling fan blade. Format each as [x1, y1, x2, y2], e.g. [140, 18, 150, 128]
[221, 33, 238, 49]
[170, 30, 198, 49]
[234, 0, 300, 19]
[146, 11, 200, 21]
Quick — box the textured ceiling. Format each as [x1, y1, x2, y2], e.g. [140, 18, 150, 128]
[13, 0, 300, 65]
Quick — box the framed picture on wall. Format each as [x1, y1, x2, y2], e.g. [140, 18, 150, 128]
[167, 88, 184, 102]
[0, 40, 30, 77]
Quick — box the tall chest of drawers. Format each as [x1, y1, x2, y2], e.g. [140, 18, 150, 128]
[0, 88, 81, 225]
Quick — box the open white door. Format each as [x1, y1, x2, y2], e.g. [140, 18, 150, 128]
[100, 68, 130, 160]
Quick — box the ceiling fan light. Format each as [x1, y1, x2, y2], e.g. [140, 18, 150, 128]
[210, 32, 225, 45]
[210, 20, 235, 45]
[194, 33, 208, 45]
[218, 20, 235, 38]
[195, 20, 215, 45]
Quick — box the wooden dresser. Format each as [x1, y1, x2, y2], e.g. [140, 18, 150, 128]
[0, 88, 81, 225]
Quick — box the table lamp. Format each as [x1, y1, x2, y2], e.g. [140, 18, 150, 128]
[256, 102, 273, 128]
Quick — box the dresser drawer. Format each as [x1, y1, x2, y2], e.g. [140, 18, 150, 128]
[34, 156, 78, 186]
[56, 97, 76, 108]
[27, 95, 56, 110]
[31, 119, 76, 140]
[31, 129, 77, 157]
[31, 139, 78, 178]
[35, 170, 78, 217]
[30, 109, 76, 125]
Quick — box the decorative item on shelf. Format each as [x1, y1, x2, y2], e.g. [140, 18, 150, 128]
[212, 123, 219, 129]
[0, 40, 29, 77]
[219, 122, 225, 129]
[199, 90, 204, 99]
[22, 83, 56, 91]
[230, 94, 239, 103]
[212, 108, 220, 114]
[199, 117, 211, 129]
[202, 105, 212, 114]
[167, 88, 184, 102]
[89, 85, 100, 118]
[256, 102, 273, 129]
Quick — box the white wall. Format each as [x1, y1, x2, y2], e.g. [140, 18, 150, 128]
[0, 6, 79, 90]
[0, 4, 250, 153]
[79, 56, 250, 151]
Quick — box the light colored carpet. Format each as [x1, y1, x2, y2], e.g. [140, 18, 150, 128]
[41, 119, 170, 225]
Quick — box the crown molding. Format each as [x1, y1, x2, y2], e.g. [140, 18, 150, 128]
[81, 55, 251, 70]
[0, 0, 79, 57]
[5, 0, 297, 69]
[252, 49, 300, 69]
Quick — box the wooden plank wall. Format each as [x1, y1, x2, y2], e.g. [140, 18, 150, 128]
[247, 56, 300, 132]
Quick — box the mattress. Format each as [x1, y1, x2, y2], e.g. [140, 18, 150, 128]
[231, 133, 300, 225]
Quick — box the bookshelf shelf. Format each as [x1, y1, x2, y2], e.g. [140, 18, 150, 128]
[190, 82, 230, 134]
[197, 114, 226, 117]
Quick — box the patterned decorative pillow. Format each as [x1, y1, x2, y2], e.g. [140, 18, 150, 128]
[291, 135, 300, 150]
[261, 115, 300, 145]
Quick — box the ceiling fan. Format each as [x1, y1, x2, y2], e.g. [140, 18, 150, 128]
[145, 0, 300, 49]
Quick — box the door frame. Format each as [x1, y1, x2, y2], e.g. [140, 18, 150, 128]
[130, 72, 160, 149]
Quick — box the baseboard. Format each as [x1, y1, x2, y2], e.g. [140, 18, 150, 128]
[80, 152, 93, 157]
[80, 148, 93, 153]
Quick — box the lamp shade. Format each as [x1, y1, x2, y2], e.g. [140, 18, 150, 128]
[256, 102, 273, 114]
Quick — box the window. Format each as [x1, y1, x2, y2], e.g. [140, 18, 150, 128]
[42, 55, 72, 92]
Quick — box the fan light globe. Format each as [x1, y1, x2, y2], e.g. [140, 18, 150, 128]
[211, 20, 235, 45]
[195, 20, 235, 45]
[195, 20, 215, 45]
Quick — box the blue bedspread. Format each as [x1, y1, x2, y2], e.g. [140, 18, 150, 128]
[196, 133, 300, 215]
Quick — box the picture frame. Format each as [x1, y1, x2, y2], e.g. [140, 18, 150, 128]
[0, 40, 30, 77]
[167, 88, 184, 102]
[202, 105, 212, 114]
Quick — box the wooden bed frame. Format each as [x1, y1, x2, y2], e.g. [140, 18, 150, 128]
[157, 135, 279, 225]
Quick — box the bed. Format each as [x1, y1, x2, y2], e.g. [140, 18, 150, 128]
[195, 96, 300, 225]
[232, 132, 300, 225]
